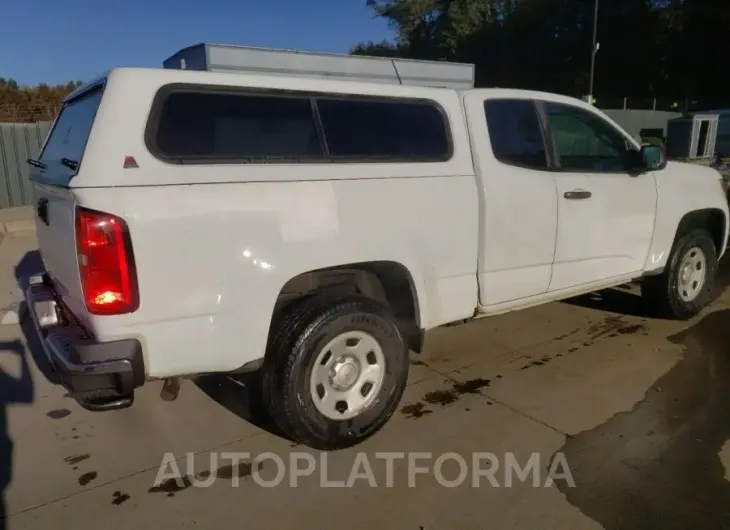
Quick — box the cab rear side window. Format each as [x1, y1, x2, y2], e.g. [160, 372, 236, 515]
[484, 99, 548, 171]
[146, 84, 453, 164]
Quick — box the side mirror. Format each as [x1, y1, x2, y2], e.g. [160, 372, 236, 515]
[639, 144, 667, 171]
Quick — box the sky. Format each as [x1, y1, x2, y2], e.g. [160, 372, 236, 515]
[0, 0, 393, 86]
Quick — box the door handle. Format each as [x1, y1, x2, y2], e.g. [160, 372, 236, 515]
[37, 198, 49, 225]
[564, 190, 592, 200]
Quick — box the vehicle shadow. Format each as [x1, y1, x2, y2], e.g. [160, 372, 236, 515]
[562, 285, 650, 318]
[193, 372, 292, 443]
[14, 251, 57, 385]
[13, 251, 44, 295]
[565, 254, 730, 318]
[0, 341, 35, 530]
[0, 250, 46, 528]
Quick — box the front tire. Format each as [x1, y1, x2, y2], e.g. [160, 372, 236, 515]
[262, 294, 410, 450]
[642, 229, 718, 319]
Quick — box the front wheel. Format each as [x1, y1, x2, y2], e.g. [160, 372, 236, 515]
[262, 294, 410, 450]
[641, 229, 718, 320]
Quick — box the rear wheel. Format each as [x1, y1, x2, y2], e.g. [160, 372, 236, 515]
[641, 229, 718, 319]
[262, 294, 409, 450]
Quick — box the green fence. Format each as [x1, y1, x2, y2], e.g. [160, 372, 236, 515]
[0, 122, 51, 208]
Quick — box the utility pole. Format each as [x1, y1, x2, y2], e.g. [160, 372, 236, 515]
[587, 0, 599, 105]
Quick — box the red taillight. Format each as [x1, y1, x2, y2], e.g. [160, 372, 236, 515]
[75, 207, 138, 315]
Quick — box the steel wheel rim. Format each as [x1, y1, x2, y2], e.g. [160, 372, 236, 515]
[310, 330, 386, 421]
[677, 246, 707, 302]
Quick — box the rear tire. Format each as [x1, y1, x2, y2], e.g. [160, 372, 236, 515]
[641, 229, 717, 320]
[262, 294, 410, 450]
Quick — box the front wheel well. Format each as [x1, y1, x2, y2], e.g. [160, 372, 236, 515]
[674, 209, 727, 254]
[272, 261, 423, 353]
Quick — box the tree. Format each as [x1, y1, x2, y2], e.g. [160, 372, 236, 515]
[350, 39, 405, 57]
[352, 0, 730, 108]
[0, 79, 82, 123]
[359, 0, 495, 60]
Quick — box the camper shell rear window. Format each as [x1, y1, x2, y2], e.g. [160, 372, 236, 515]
[35, 84, 104, 186]
[144, 83, 453, 164]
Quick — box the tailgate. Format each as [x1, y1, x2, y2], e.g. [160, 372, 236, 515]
[33, 183, 86, 318]
[29, 83, 105, 322]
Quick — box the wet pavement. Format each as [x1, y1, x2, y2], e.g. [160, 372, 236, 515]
[2, 231, 730, 529]
[558, 308, 730, 529]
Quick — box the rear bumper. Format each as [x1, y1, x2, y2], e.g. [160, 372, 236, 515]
[24, 274, 145, 411]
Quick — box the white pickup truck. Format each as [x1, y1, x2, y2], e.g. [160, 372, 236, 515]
[25, 67, 728, 450]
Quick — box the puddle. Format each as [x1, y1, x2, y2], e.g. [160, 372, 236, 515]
[520, 318, 649, 370]
[78, 471, 97, 486]
[452, 378, 491, 394]
[64, 454, 90, 466]
[148, 460, 260, 497]
[401, 378, 491, 417]
[111, 491, 130, 505]
[615, 324, 647, 335]
[519, 355, 553, 370]
[401, 402, 432, 419]
[46, 409, 71, 419]
[423, 390, 458, 406]
[555, 308, 730, 528]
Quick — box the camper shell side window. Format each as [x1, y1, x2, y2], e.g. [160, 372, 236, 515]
[144, 83, 453, 165]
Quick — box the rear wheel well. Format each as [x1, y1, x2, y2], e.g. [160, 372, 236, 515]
[273, 261, 423, 353]
[675, 209, 726, 254]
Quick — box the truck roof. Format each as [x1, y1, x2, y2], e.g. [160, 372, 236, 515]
[65, 67, 589, 112]
[64, 66, 461, 103]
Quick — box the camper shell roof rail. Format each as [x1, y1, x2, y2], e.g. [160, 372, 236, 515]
[163, 43, 475, 90]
